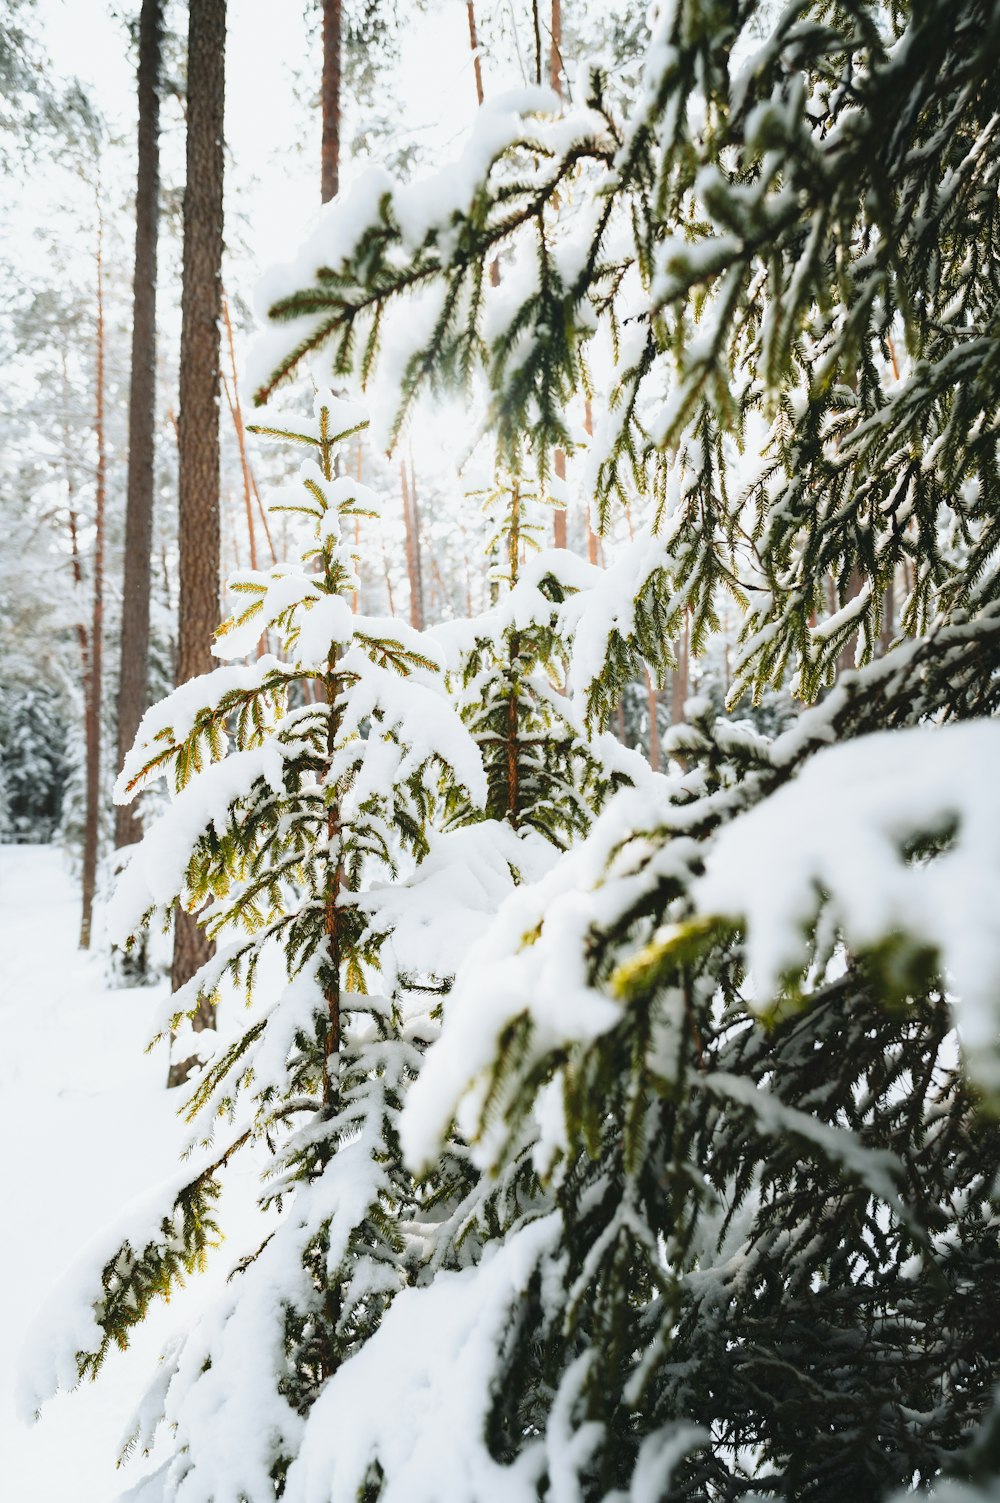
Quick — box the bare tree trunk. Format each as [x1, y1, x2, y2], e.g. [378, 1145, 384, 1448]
[80, 205, 107, 951]
[466, 3, 500, 287]
[221, 294, 261, 571]
[553, 445, 567, 548]
[169, 0, 226, 1078]
[646, 669, 660, 771]
[321, 0, 341, 203]
[379, 532, 396, 617]
[466, 0, 485, 106]
[401, 456, 424, 630]
[61, 353, 90, 678]
[550, 0, 562, 94]
[116, 0, 163, 856]
[532, 0, 542, 84]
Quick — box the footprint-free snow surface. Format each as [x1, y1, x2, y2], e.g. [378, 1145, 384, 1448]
[0, 845, 210, 1500]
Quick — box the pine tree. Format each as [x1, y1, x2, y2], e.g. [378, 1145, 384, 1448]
[115, 0, 164, 858]
[21, 394, 499, 1492]
[238, 1, 1000, 1497]
[171, 0, 227, 1043]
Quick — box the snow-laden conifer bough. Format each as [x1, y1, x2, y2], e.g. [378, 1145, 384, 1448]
[20, 0, 1000, 1498]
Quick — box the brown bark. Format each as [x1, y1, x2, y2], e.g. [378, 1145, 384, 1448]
[80, 207, 107, 951]
[550, 0, 562, 96]
[116, 0, 163, 853]
[401, 456, 424, 630]
[553, 445, 567, 548]
[466, 1, 485, 107]
[321, 0, 342, 203]
[221, 294, 266, 570]
[169, 0, 226, 1069]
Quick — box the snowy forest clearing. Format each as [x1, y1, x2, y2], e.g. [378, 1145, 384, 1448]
[1, 846, 224, 1501]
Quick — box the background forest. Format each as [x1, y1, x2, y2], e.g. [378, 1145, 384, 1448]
[3, 1, 1000, 1501]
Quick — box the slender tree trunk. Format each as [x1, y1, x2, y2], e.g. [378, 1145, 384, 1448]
[61, 354, 90, 677]
[80, 206, 107, 951]
[321, 0, 341, 203]
[221, 295, 259, 571]
[553, 445, 567, 549]
[169, 0, 226, 1077]
[466, 1, 485, 106]
[401, 457, 424, 630]
[532, 0, 542, 85]
[379, 532, 396, 617]
[115, 0, 163, 856]
[646, 669, 660, 771]
[550, 0, 562, 94]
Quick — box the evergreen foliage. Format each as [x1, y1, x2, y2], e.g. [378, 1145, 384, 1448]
[25, 3, 1000, 1501]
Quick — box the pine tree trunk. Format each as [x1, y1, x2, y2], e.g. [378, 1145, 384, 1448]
[466, 0, 485, 106]
[646, 669, 660, 771]
[553, 445, 567, 548]
[221, 294, 260, 571]
[80, 207, 107, 951]
[115, 0, 163, 857]
[169, 0, 226, 1073]
[321, 0, 341, 203]
[401, 457, 424, 630]
[550, 0, 562, 93]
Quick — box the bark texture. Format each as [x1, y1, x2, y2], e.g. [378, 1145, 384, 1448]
[321, 0, 341, 203]
[115, 0, 163, 853]
[169, 0, 226, 1060]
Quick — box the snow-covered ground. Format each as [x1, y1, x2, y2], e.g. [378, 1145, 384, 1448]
[0, 846, 208, 1500]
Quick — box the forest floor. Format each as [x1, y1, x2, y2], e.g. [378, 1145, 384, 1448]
[0, 844, 227, 1501]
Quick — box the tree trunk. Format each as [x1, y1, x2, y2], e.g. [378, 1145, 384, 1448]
[646, 669, 660, 771]
[550, 0, 562, 94]
[321, 0, 341, 203]
[532, 0, 542, 85]
[401, 456, 424, 630]
[553, 445, 567, 549]
[116, 0, 163, 855]
[466, 1, 485, 106]
[221, 293, 263, 571]
[80, 206, 107, 951]
[169, 0, 226, 1076]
